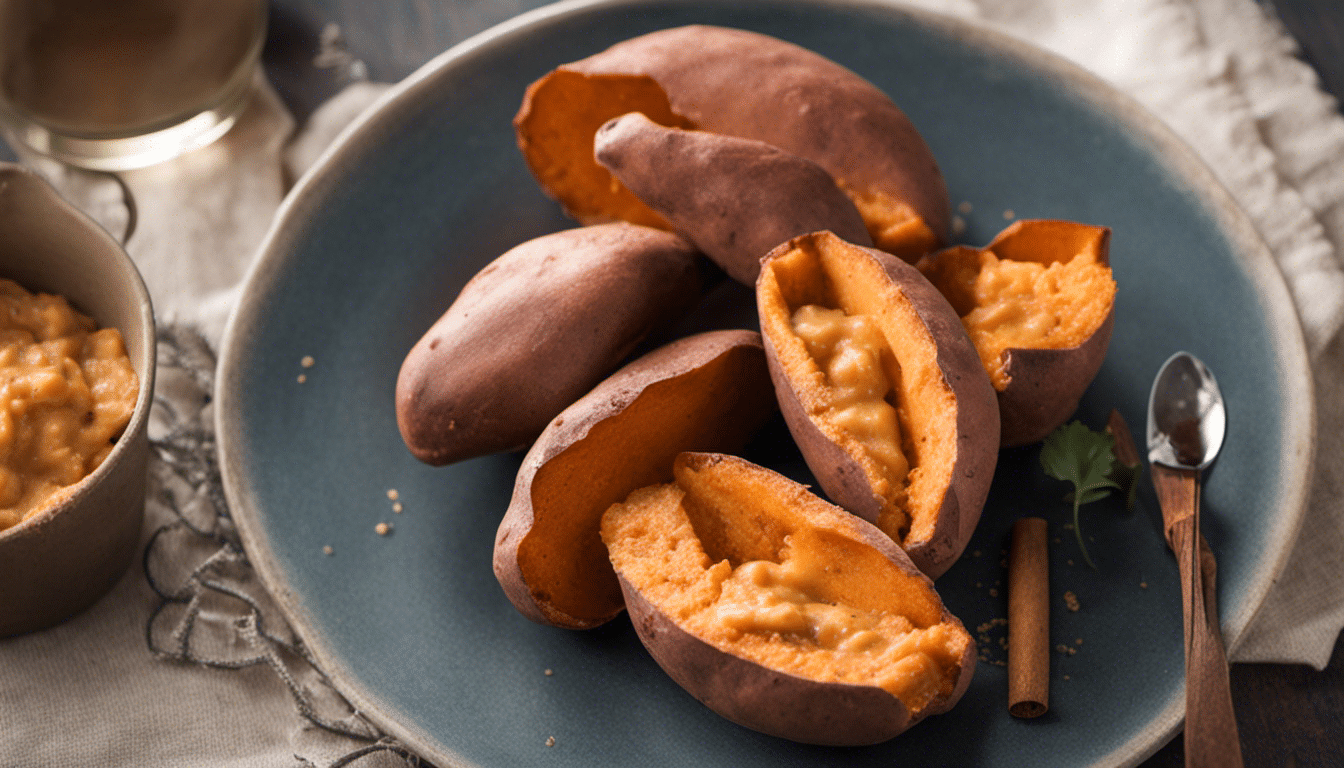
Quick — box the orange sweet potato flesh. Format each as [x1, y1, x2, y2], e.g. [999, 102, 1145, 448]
[601, 452, 976, 745]
[493, 331, 776, 629]
[515, 25, 948, 261]
[757, 231, 998, 578]
[917, 219, 1116, 446]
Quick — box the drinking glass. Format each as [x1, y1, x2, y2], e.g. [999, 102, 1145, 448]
[0, 0, 266, 171]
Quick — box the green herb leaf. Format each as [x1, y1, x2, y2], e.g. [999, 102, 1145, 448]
[1040, 420, 1121, 569]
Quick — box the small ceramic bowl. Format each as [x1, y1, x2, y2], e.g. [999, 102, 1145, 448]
[0, 163, 156, 636]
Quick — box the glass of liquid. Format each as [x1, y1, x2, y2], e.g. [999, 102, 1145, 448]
[0, 0, 266, 171]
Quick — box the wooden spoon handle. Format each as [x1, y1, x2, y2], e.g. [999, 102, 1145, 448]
[1151, 464, 1243, 768]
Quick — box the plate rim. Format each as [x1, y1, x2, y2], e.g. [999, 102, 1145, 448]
[215, 1, 1317, 766]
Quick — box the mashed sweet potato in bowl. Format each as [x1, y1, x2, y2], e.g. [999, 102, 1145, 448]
[0, 163, 156, 637]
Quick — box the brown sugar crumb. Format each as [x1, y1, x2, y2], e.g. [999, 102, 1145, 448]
[1063, 591, 1081, 612]
[1063, 674, 1071, 681]
[958, 201, 974, 215]
[976, 618, 1008, 634]
[386, 489, 399, 501]
[375, 522, 393, 536]
[392, 502, 403, 514]
[544, 668, 554, 676]
[301, 355, 316, 368]
[297, 374, 307, 384]
[988, 588, 999, 598]
[1002, 208, 1016, 220]
[544, 736, 556, 747]
[322, 545, 333, 556]
[1055, 644, 1077, 656]
[1140, 581, 1148, 589]
[972, 549, 982, 558]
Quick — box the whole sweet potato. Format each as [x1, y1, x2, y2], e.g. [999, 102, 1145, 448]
[396, 223, 702, 465]
[593, 112, 872, 285]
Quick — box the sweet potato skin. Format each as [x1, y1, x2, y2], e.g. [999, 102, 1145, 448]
[395, 223, 701, 466]
[594, 112, 872, 285]
[608, 452, 977, 745]
[517, 25, 948, 259]
[493, 331, 775, 629]
[998, 309, 1115, 445]
[757, 232, 999, 578]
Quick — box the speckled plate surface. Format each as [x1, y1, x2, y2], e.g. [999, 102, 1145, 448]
[216, 1, 1314, 766]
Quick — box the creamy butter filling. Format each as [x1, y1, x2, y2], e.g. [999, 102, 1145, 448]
[710, 551, 953, 706]
[956, 251, 1113, 388]
[790, 305, 909, 525]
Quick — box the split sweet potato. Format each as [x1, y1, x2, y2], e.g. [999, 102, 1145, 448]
[493, 330, 775, 629]
[757, 231, 999, 578]
[916, 219, 1115, 446]
[602, 452, 976, 745]
[515, 25, 949, 261]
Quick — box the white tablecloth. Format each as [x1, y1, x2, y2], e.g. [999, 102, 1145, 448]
[2, 1, 1342, 765]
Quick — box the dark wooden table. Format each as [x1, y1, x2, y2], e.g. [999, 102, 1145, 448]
[5, 1, 1342, 765]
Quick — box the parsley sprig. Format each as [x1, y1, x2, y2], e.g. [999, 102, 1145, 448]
[1039, 420, 1122, 569]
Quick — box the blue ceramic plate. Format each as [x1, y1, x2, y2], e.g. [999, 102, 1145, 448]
[217, 1, 1314, 766]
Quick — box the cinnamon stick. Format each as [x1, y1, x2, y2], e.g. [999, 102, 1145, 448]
[1008, 516, 1050, 718]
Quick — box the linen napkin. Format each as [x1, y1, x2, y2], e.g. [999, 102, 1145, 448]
[2, 2, 1343, 767]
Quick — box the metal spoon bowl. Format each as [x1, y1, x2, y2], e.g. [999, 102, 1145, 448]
[1147, 351, 1226, 470]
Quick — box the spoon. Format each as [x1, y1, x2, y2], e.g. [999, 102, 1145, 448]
[1146, 351, 1242, 767]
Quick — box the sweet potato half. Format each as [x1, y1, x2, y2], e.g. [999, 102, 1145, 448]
[493, 330, 776, 629]
[395, 223, 702, 465]
[757, 231, 999, 578]
[515, 25, 948, 261]
[602, 452, 976, 745]
[916, 219, 1116, 446]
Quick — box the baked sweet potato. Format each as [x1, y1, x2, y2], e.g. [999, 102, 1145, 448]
[493, 330, 775, 629]
[396, 223, 701, 465]
[516, 25, 948, 261]
[757, 231, 998, 578]
[593, 112, 872, 285]
[601, 452, 976, 745]
[916, 219, 1115, 446]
